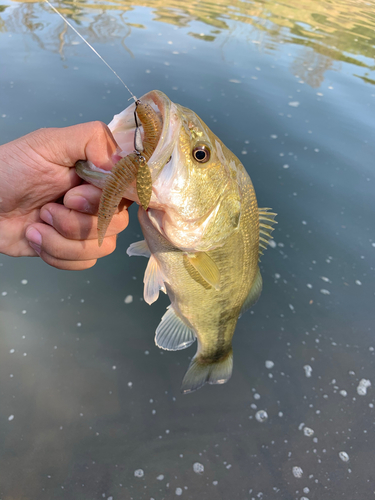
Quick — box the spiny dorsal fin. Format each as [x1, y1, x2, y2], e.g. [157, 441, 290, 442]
[186, 252, 221, 291]
[258, 207, 277, 259]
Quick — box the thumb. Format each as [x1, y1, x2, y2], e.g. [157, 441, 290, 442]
[26, 121, 120, 171]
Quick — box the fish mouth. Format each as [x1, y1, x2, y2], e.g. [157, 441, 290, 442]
[108, 90, 178, 176]
[75, 90, 181, 208]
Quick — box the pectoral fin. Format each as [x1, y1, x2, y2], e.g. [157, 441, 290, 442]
[143, 255, 166, 305]
[186, 252, 220, 291]
[240, 267, 263, 316]
[155, 306, 196, 351]
[126, 239, 151, 258]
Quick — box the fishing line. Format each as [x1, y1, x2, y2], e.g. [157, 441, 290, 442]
[44, 0, 136, 101]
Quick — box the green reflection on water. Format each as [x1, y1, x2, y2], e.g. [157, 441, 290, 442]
[2, 0, 375, 86]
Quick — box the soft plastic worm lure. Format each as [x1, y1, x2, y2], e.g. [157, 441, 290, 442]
[97, 101, 163, 246]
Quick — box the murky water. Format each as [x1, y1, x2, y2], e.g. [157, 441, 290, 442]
[1, 0, 375, 498]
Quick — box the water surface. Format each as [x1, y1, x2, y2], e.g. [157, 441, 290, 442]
[1, 0, 375, 498]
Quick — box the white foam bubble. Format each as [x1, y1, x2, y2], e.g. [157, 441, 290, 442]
[303, 427, 314, 437]
[292, 466, 303, 478]
[255, 410, 268, 422]
[357, 379, 371, 396]
[134, 469, 144, 478]
[339, 451, 349, 462]
[193, 462, 204, 474]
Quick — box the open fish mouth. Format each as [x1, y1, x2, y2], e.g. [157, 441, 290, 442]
[108, 90, 176, 172]
[76, 90, 178, 189]
[75, 90, 179, 245]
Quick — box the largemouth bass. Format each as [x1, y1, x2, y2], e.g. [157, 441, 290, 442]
[76, 90, 276, 393]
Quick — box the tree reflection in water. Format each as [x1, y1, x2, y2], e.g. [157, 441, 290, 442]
[1, 0, 375, 86]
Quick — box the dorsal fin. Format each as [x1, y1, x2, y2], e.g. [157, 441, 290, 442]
[258, 208, 277, 259]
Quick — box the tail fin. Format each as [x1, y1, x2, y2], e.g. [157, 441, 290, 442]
[181, 349, 233, 394]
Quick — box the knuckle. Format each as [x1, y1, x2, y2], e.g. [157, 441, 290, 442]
[56, 215, 78, 239]
[92, 121, 111, 140]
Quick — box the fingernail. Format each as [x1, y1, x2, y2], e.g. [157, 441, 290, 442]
[40, 209, 53, 226]
[25, 227, 42, 254]
[64, 195, 90, 212]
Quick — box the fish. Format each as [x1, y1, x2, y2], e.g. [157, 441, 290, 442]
[76, 90, 277, 393]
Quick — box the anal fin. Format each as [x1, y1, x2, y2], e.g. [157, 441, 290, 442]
[155, 306, 196, 351]
[186, 252, 220, 291]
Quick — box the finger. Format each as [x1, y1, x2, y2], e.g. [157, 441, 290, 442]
[37, 254, 98, 271]
[39, 203, 129, 241]
[25, 223, 117, 262]
[26, 122, 120, 171]
[62, 183, 133, 215]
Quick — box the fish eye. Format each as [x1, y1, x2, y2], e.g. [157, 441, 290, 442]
[192, 144, 210, 163]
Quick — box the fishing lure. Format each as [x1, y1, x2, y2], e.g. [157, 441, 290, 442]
[97, 100, 162, 246]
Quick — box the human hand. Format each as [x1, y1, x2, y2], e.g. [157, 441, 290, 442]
[0, 122, 130, 270]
